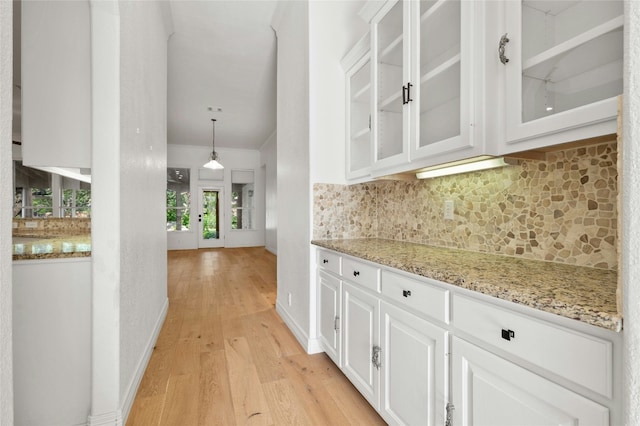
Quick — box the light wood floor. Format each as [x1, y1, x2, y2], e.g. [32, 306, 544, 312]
[126, 247, 386, 426]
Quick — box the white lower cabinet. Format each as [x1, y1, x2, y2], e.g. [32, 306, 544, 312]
[342, 281, 381, 410]
[452, 337, 609, 426]
[315, 248, 619, 426]
[380, 300, 448, 426]
[318, 270, 342, 367]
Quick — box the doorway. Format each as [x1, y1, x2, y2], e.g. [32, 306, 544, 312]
[198, 187, 224, 248]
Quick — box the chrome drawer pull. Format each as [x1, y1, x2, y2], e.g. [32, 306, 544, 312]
[499, 33, 510, 65]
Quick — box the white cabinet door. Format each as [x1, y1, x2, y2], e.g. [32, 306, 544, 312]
[343, 35, 372, 181]
[366, 0, 491, 177]
[501, 0, 623, 152]
[318, 270, 342, 367]
[409, 0, 485, 167]
[452, 337, 609, 426]
[380, 301, 448, 426]
[371, 0, 409, 174]
[22, 1, 91, 169]
[342, 281, 380, 410]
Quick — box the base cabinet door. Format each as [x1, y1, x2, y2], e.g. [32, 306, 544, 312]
[318, 270, 342, 367]
[380, 301, 448, 426]
[342, 282, 380, 410]
[452, 337, 609, 426]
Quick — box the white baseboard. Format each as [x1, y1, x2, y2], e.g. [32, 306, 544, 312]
[275, 301, 323, 355]
[87, 409, 122, 426]
[120, 298, 169, 424]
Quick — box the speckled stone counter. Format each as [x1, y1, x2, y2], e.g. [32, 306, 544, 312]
[13, 235, 91, 260]
[311, 238, 622, 332]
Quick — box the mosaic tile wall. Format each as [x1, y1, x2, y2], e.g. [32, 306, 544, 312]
[13, 218, 91, 237]
[313, 141, 618, 270]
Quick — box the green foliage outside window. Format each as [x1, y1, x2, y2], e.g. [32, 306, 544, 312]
[166, 190, 190, 231]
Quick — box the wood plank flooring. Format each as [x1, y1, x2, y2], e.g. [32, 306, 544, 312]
[126, 247, 385, 426]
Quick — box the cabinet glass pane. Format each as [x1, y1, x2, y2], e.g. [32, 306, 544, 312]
[350, 59, 371, 173]
[377, 1, 404, 161]
[521, 0, 623, 123]
[418, 0, 461, 147]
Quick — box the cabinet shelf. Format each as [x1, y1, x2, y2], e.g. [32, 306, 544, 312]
[352, 83, 371, 103]
[379, 33, 403, 65]
[420, 0, 448, 23]
[352, 127, 371, 140]
[522, 15, 623, 73]
[378, 90, 403, 113]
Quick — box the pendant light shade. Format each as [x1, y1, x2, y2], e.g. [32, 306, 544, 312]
[203, 118, 224, 170]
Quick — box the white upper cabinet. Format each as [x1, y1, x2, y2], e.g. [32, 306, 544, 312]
[21, 0, 92, 169]
[410, 0, 477, 164]
[500, 0, 623, 152]
[371, 0, 408, 174]
[360, 0, 492, 177]
[343, 35, 373, 181]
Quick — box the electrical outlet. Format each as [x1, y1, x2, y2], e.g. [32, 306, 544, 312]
[444, 200, 454, 220]
[288, 292, 292, 306]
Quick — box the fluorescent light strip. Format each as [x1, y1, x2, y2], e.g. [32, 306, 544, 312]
[416, 157, 512, 179]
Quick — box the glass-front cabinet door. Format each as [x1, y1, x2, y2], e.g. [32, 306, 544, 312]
[344, 35, 372, 181]
[503, 0, 623, 151]
[411, 0, 475, 164]
[369, 0, 480, 176]
[372, 0, 408, 173]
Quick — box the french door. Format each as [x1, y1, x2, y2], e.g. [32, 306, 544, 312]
[198, 187, 224, 248]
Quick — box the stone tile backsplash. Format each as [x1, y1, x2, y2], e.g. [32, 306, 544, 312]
[13, 218, 91, 237]
[314, 141, 618, 270]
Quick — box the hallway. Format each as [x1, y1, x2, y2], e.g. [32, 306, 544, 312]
[127, 248, 385, 425]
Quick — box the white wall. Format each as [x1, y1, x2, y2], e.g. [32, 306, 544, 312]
[260, 131, 277, 254]
[118, 0, 169, 421]
[623, 1, 640, 423]
[167, 144, 265, 250]
[272, 1, 315, 351]
[0, 1, 13, 424]
[13, 259, 91, 425]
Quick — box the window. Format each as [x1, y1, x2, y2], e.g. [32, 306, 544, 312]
[13, 161, 91, 218]
[166, 167, 191, 231]
[231, 169, 255, 230]
[62, 188, 92, 218]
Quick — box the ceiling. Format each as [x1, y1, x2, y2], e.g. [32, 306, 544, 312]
[12, 0, 279, 152]
[166, 0, 279, 150]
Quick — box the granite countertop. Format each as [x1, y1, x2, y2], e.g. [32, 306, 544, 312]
[12, 235, 91, 260]
[311, 238, 622, 332]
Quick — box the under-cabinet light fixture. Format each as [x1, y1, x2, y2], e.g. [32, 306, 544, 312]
[203, 118, 224, 170]
[415, 157, 515, 180]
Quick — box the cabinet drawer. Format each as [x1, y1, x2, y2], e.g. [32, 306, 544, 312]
[317, 249, 341, 275]
[381, 270, 449, 324]
[453, 294, 613, 398]
[342, 257, 380, 292]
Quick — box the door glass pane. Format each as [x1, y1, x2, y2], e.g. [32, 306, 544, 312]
[521, 0, 623, 122]
[419, 0, 461, 147]
[377, 1, 404, 161]
[202, 190, 219, 239]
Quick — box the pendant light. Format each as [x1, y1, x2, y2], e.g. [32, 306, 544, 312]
[203, 118, 224, 170]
